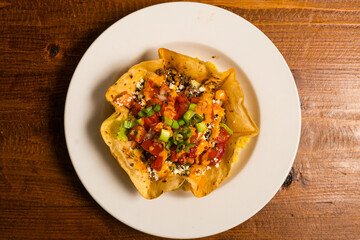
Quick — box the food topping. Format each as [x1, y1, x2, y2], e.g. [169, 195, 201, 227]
[115, 68, 232, 180]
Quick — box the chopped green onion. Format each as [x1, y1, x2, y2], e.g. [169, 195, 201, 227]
[146, 109, 155, 117]
[178, 119, 185, 126]
[165, 140, 173, 150]
[138, 110, 146, 118]
[159, 129, 171, 142]
[191, 80, 201, 88]
[195, 122, 207, 132]
[164, 117, 173, 126]
[183, 110, 195, 122]
[175, 133, 183, 142]
[123, 120, 136, 129]
[181, 128, 192, 139]
[220, 123, 233, 135]
[153, 104, 161, 112]
[176, 141, 187, 152]
[188, 103, 197, 111]
[116, 121, 128, 140]
[171, 120, 180, 129]
[192, 113, 203, 123]
[143, 106, 153, 114]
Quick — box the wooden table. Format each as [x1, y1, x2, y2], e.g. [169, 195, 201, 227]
[1, 0, 359, 239]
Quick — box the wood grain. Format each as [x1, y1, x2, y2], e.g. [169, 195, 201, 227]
[1, 0, 360, 239]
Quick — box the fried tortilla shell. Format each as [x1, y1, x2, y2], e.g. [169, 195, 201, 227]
[101, 48, 258, 199]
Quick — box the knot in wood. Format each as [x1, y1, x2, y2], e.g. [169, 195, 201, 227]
[282, 170, 293, 187]
[47, 44, 59, 57]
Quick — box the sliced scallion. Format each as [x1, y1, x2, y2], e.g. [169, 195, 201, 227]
[164, 117, 173, 126]
[188, 103, 197, 111]
[171, 120, 179, 129]
[183, 110, 195, 123]
[165, 140, 173, 150]
[153, 104, 161, 112]
[116, 121, 128, 140]
[178, 119, 185, 126]
[175, 133, 183, 142]
[138, 110, 146, 118]
[195, 122, 207, 132]
[192, 113, 203, 123]
[176, 141, 187, 152]
[159, 129, 171, 142]
[123, 120, 136, 129]
[146, 109, 155, 117]
[181, 128, 192, 139]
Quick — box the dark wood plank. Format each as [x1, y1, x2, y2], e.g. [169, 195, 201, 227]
[1, 0, 360, 239]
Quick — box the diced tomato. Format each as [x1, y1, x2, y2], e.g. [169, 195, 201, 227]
[151, 122, 163, 132]
[129, 102, 142, 116]
[147, 113, 159, 123]
[176, 96, 188, 104]
[143, 113, 159, 130]
[215, 128, 231, 143]
[174, 105, 188, 120]
[189, 133, 198, 143]
[189, 144, 198, 158]
[149, 80, 156, 88]
[160, 102, 167, 116]
[173, 96, 189, 120]
[130, 141, 137, 148]
[209, 144, 226, 166]
[141, 139, 163, 156]
[144, 87, 160, 101]
[178, 154, 187, 165]
[190, 97, 201, 103]
[187, 157, 195, 164]
[143, 117, 153, 130]
[141, 139, 152, 150]
[128, 126, 146, 143]
[170, 146, 177, 162]
[160, 83, 171, 93]
[113, 92, 133, 108]
[150, 98, 162, 105]
[151, 155, 163, 171]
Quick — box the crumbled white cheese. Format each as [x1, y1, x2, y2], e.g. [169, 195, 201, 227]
[172, 164, 190, 176]
[136, 78, 144, 88]
[148, 166, 159, 181]
[199, 87, 205, 92]
[215, 163, 219, 168]
[179, 84, 184, 90]
[169, 83, 175, 89]
[139, 98, 146, 106]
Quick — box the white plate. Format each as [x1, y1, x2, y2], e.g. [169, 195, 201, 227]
[64, 2, 300, 239]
